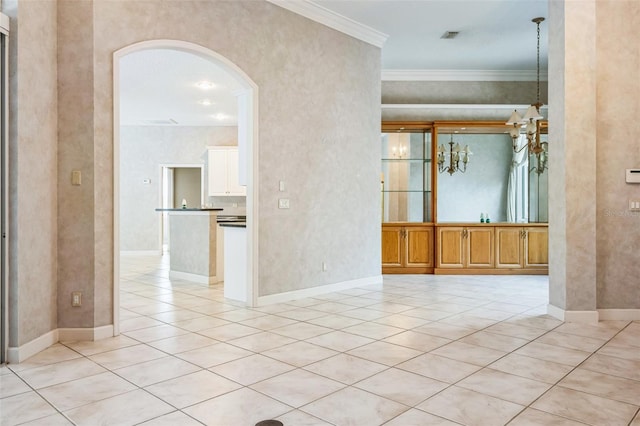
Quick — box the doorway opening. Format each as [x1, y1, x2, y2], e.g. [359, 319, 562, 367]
[113, 40, 259, 335]
[160, 164, 204, 253]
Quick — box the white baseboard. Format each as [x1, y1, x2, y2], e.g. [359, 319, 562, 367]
[597, 309, 640, 321]
[7, 329, 58, 364]
[120, 250, 162, 256]
[169, 270, 218, 284]
[257, 275, 383, 306]
[58, 325, 115, 342]
[547, 304, 599, 324]
[7, 325, 115, 364]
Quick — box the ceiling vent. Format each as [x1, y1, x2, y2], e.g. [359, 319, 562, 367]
[441, 31, 459, 39]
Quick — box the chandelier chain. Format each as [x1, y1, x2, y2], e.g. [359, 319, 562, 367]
[536, 19, 541, 106]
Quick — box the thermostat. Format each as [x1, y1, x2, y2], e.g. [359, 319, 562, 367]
[626, 169, 640, 183]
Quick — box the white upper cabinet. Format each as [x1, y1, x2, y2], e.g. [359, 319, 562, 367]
[207, 147, 246, 196]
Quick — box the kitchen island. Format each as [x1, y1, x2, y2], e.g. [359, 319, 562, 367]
[155, 208, 222, 284]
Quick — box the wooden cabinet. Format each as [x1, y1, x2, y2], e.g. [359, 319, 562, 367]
[495, 226, 548, 270]
[437, 226, 494, 269]
[436, 224, 547, 274]
[382, 224, 433, 273]
[207, 147, 246, 196]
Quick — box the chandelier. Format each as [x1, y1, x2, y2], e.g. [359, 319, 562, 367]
[507, 17, 547, 167]
[437, 134, 472, 175]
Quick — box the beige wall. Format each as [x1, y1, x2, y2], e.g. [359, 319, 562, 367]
[594, 0, 640, 309]
[67, 0, 381, 316]
[5, 0, 58, 346]
[548, 0, 640, 312]
[382, 80, 548, 121]
[119, 125, 239, 252]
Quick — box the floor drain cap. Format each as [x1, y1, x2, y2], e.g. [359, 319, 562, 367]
[255, 421, 283, 426]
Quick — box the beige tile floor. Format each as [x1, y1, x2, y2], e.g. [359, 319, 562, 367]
[1, 255, 640, 425]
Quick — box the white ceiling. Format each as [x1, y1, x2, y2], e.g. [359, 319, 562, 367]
[119, 0, 548, 126]
[119, 49, 242, 126]
[315, 0, 548, 72]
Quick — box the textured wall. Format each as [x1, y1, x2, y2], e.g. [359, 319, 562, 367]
[437, 134, 512, 223]
[5, 0, 58, 346]
[382, 81, 548, 121]
[57, 0, 98, 329]
[548, 0, 598, 312]
[120, 125, 237, 251]
[595, 0, 640, 309]
[80, 0, 380, 305]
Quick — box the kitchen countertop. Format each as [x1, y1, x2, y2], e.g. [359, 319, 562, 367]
[218, 222, 246, 228]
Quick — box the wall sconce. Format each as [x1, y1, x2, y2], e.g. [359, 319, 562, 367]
[437, 134, 471, 175]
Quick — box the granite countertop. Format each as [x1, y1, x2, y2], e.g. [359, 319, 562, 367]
[218, 222, 246, 228]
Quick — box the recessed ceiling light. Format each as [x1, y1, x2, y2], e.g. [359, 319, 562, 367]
[211, 113, 231, 120]
[195, 80, 216, 90]
[198, 99, 213, 106]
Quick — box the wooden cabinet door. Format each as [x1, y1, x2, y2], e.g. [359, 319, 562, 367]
[406, 226, 433, 268]
[495, 227, 523, 268]
[381, 226, 403, 267]
[524, 227, 548, 268]
[438, 227, 464, 268]
[466, 227, 494, 268]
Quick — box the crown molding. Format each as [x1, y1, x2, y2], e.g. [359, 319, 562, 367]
[382, 104, 548, 110]
[266, 0, 388, 48]
[382, 69, 549, 82]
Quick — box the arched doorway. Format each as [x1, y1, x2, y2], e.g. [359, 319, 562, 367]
[112, 40, 259, 335]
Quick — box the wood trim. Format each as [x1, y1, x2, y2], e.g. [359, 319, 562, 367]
[382, 267, 434, 274]
[435, 268, 547, 275]
[381, 121, 432, 131]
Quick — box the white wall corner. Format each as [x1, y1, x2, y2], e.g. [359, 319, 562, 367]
[256, 275, 383, 306]
[265, 0, 388, 48]
[547, 304, 599, 324]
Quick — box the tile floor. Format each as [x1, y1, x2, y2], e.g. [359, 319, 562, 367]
[1, 255, 639, 425]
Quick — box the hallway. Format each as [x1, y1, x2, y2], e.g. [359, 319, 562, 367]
[1, 255, 639, 425]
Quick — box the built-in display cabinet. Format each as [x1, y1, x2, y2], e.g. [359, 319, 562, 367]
[381, 121, 548, 275]
[381, 123, 434, 274]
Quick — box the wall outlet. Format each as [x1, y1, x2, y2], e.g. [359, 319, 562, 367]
[278, 199, 290, 209]
[72, 291, 82, 307]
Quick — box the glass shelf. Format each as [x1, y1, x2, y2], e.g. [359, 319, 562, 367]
[381, 127, 432, 223]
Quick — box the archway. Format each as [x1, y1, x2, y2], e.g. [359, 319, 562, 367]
[112, 40, 259, 335]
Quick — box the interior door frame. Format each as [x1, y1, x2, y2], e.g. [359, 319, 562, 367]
[0, 14, 9, 364]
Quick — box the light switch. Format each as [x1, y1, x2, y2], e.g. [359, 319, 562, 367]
[278, 198, 290, 209]
[279, 180, 285, 192]
[630, 200, 640, 211]
[71, 170, 81, 186]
